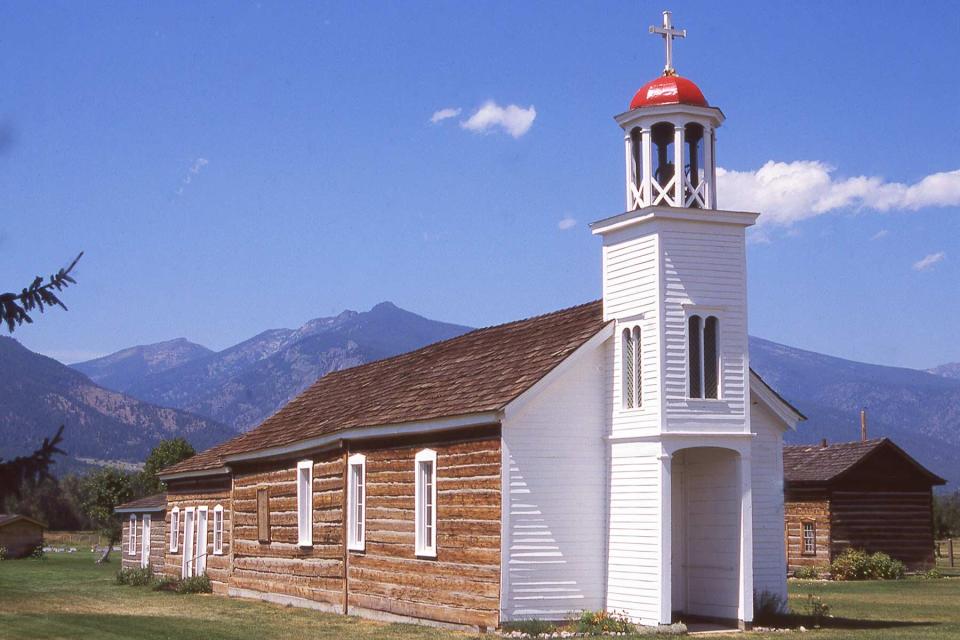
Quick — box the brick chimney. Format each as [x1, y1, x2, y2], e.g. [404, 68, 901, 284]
[860, 408, 868, 442]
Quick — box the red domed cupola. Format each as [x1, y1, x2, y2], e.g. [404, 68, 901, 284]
[615, 10, 724, 211]
[630, 75, 708, 110]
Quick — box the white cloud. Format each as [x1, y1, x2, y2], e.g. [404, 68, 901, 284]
[871, 229, 889, 240]
[557, 216, 577, 231]
[461, 101, 536, 138]
[430, 107, 461, 124]
[176, 157, 209, 195]
[913, 251, 946, 272]
[716, 161, 960, 226]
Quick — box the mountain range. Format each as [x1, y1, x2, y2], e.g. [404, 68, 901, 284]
[0, 337, 234, 474]
[4, 302, 959, 488]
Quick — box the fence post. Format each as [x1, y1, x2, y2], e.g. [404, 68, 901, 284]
[950, 538, 955, 568]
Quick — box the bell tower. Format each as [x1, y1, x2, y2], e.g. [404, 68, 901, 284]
[593, 12, 760, 626]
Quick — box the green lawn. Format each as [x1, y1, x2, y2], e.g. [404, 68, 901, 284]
[1, 552, 959, 639]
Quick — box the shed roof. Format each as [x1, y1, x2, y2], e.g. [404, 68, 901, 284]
[783, 438, 945, 486]
[114, 493, 167, 513]
[0, 514, 46, 529]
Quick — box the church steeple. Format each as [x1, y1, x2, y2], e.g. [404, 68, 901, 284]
[617, 11, 724, 211]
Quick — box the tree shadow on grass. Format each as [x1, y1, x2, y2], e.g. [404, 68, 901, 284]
[761, 613, 939, 632]
[1, 612, 253, 640]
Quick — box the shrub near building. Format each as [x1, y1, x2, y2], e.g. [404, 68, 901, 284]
[830, 549, 905, 580]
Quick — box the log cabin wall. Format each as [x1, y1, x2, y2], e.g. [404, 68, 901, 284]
[165, 476, 232, 592]
[828, 447, 938, 569]
[121, 513, 166, 571]
[346, 431, 502, 630]
[230, 452, 347, 612]
[783, 490, 830, 571]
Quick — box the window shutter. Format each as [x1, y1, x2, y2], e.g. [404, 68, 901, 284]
[257, 488, 270, 543]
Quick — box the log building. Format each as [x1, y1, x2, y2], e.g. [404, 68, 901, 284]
[783, 438, 945, 572]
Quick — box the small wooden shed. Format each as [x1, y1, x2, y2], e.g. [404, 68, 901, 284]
[783, 438, 945, 572]
[115, 493, 167, 571]
[0, 514, 46, 558]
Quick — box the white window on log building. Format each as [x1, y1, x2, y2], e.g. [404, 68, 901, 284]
[415, 448, 437, 558]
[688, 313, 720, 399]
[296, 460, 313, 547]
[213, 505, 224, 555]
[347, 453, 366, 551]
[169, 507, 180, 552]
[128, 514, 136, 555]
[802, 521, 816, 555]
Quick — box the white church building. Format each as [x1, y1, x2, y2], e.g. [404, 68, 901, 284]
[153, 10, 804, 633]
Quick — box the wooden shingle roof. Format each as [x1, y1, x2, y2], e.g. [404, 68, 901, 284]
[114, 493, 168, 513]
[783, 438, 945, 486]
[163, 300, 608, 475]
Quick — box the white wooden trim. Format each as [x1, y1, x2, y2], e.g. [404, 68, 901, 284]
[750, 370, 804, 430]
[140, 514, 151, 568]
[181, 507, 195, 578]
[195, 506, 209, 576]
[347, 453, 366, 552]
[296, 460, 313, 547]
[414, 448, 437, 558]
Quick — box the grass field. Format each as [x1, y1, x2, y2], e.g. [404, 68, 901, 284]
[1, 552, 959, 639]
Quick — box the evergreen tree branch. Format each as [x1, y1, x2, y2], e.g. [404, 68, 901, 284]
[0, 252, 83, 332]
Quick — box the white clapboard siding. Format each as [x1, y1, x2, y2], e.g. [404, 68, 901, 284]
[660, 225, 748, 432]
[602, 229, 661, 438]
[750, 399, 788, 602]
[606, 441, 662, 625]
[501, 341, 608, 621]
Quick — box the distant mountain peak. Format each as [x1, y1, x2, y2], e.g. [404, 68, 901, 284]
[928, 362, 960, 380]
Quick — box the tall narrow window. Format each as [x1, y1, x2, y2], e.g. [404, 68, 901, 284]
[622, 326, 642, 409]
[703, 316, 719, 399]
[256, 489, 270, 543]
[688, 315, 702, 398]
[415, 449, 437, 557]
[128, 514, 136, 555]
[688, 314, 720, 399]
[347, 454, 366, 551]
[213, 505, 224, 555]
[169, 507, 180, 552]
[296, 460, 313, 547]
[802, 522, 816, 555]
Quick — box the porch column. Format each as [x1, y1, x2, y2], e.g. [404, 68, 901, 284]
[658, 451, 673, 625]
[738, 452, 754, 628]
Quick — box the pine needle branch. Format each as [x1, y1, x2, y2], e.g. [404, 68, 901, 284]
[0, 252, 83, 332]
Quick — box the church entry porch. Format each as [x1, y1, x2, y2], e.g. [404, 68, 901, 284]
[663, 443, 753, 630]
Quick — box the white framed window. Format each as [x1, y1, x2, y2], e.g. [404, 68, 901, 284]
[802, 521, 816, 555]
[296, 459, 313, 547]
[347, 453, 366, 551]
[213, 505, 224, 555]
[414, 448, 437, 558]
[688, 313, 720, 399]
[195, 506, 208, 576]
[169, 507, 180, 553]
[621, 325, 642, 409]
[128, 514, 136, 555]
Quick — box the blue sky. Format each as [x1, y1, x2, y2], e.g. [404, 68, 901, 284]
[2, 1, 958, 369]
